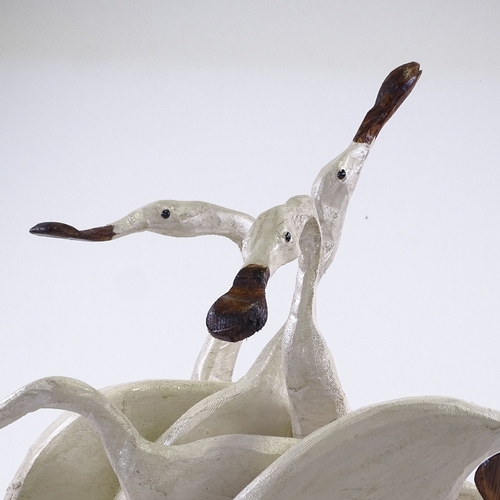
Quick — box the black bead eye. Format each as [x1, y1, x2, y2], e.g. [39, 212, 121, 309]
[337, 169, 346, 180]
[161, 209, 171, 219]
[285, 232, 292, 242]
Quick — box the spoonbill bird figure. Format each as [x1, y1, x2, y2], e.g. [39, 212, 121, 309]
[8, 62, 498, 499]
[9, 61, 422, 499]
[27, 62, 421, 444]
[29, 62, 421, 370]
[13, 219, 497, 500]
[29, 199, 256, 383]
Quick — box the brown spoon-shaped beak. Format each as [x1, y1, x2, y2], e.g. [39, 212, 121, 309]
[353, 61, 422, 145]
[206, 264, 270, 342]
[29, 222, 115, 241]
[475, 452, 500, 500]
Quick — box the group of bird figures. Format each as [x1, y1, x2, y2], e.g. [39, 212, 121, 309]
[2, 62, 500, 500]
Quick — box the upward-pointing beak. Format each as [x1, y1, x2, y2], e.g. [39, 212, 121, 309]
[29, 222, 115, 241]
[353, 61, 422, 145]
[206, 264, 270, 343]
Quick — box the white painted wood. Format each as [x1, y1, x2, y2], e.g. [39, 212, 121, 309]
[3, 379, 229, 500]
[236, 397, 500, 500]
[282, 217, 350, 438]
[0, 377, 296, 500]
[111, 199, 254, 248]
[3, 61, 489, 500]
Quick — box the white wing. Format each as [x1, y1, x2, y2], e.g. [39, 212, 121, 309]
[236, 396, 500, 500]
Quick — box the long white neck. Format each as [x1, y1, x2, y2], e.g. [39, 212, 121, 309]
[311, 141, 370, 277]
[113, 200, 255, 250]
[0, 377, 158, 496]
[282, 218, 350, 438]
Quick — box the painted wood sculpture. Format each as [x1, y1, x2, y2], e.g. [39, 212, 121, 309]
[2, 62, 498, 499]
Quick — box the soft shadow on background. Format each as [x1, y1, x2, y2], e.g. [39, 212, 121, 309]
[1, 0, 499, 492]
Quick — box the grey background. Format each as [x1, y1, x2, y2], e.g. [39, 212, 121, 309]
[1, 0, 499, 492]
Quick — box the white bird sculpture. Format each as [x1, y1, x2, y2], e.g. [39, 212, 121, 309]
[0, 376, 297, 500]
[29, 198, 255, 383]
[5, 61, 497, 499]
[5, 216, 495, 500]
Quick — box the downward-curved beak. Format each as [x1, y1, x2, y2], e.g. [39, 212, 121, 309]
[206, 264, 270, 342]
[29, 222, 115, 241]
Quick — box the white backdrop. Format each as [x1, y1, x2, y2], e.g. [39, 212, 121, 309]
[1, 0, 500, 493]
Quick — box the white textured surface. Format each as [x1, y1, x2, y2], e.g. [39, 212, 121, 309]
[191, 336, 242, 382]
[241, 195, 316, 275]
[112, 200, 254, 248]
[312, 142, 370, 277]
[0, 79, 375, 498]
[0, 377, 297, 500]
[236, 397, 500, 500]
[4, 379, 229, 500]
[458, 483, 483, 500]
[1, 1, 499, 497]
[283, 217, 350, 438]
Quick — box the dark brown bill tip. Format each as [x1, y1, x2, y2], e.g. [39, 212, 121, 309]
[29, 222, 115, 242]
[206, 264, 270, 343]
[475, 452, 500, 500]
[353, 61, 422, 145]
